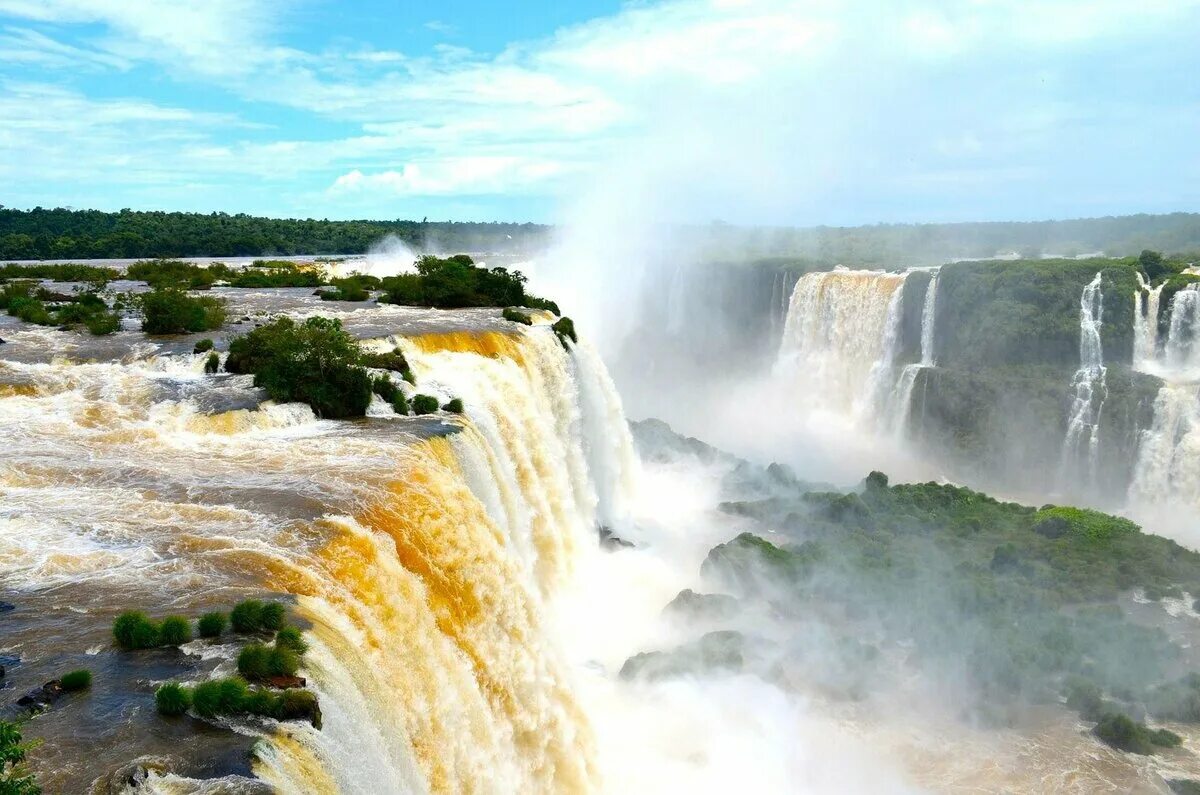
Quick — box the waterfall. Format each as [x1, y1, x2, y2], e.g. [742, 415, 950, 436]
[1127, 383, 1200, 515]
[1165, 285, 1200, 376]
[1060, 272, 1107, 487]
[888, 270, 939, 437]
[0, 324, 638, 794]
[776, 267, 911, 420]
[1134, 272, 1164, 370]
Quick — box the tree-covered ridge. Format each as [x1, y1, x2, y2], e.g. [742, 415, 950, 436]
[0, 207, 549, 259]
[706, 472, 1200, 742]
[934, 257, 1139, 369]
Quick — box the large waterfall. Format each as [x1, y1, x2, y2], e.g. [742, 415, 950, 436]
[776, 267, 911, 421]
[1134, 272, 1164, 369]
[0, 320, 638, 794]
[887, 270, 939, 437]
[1128, 281, 1200, 520]
[1060, 272, 1107, 486]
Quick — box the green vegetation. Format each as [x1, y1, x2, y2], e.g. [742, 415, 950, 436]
[502, 307, 533, 325]
[139, 288, 226, 334]
[0, 261, 117, 284]
[204, 352, 220, 374]
[236, 643, 299, 682]
[155, 683, 192, 717]
[552, 317, 577, 348]
[229, 600, 266, 633]
[1093, 712, 1181, 754]
[362, 347, 415, 385]
[0, 720, 40, 795]
[158, 616, 193, 646]
[59, 669, 92, 691]
[371, 374, 409, 415]
[192, 677, 249, 719]
[0, 282, 121, 335]
[443, 398, 464, 414]
[935, 259, 1139, 368]
[0, 207, 545, 259]
[410, 394, 439, 415]
[703, 471, 1200, 747]
[112, 611, 160, 650]
[378, 255, 557, 310]
[259, 602, 287, 631]
[318, 276, 375, 301]
[193, 338, 214, 353]
[127, 259, 221, 289]
[197, 612, 227, 638]
[225, 317, 372, 419]
[275, 626, 309, 655]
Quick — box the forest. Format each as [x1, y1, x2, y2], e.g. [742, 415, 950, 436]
[0, 207, 548, 259]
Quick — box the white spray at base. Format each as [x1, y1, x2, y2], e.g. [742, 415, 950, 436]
[1060, 272, 1107, 488]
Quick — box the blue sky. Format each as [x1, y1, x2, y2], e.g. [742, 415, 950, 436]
[0, 0, 1198, 225]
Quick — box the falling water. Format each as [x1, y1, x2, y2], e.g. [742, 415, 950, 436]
[888, 270, 939, 437]
[776, 268, 911, 420]
[1060, 272, 1107, 488]
[1165, 285, 1200, 376]
[1133, 272, 1164, 370]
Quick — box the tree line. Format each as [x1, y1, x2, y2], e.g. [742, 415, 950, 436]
[0, 207, 549, 260]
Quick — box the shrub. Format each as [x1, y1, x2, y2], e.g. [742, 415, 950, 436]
[411, 394, 439, 415]
[259, 602, 287, 631]
[229, 600, 265, 633]
[275, 626, 309, 655]
[318, 277, 370, 302]
[552, 316, 577, 348]
[192, 677, 249, 718]
[0, 719, 40, 794]
[82, 310, 121, 335]
[225, 317, 373, 419]
[443, 398, 464, 414]
[242, 689, 279, 717]
[361, 347, 409, 373]
[197, 612, 226, 638]
[372, 374, 409, 415]
[60, 669, 92, 691]
[237, 644, 272, 681]
[277, 688, 320, 726]
[193, 338, 214, 353]
[204, 352, 220, 374]
[158, 616, 192, 646]
[1093, 712, 1178, 755]
[523, 295, 560, 315]
[502, 307, 532, 325]
[140, 289, 226, 334]
[113, 611, 160, 650]
[155, 683, 192, 717]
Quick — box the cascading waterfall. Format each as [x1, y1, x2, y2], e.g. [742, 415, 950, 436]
[776, 267, 911, 420]
[1133, 271, 1164, 370]
[256, 326, 638, 794]
[0, 322, 638, 794]
[887, 269, 939, 437]
[1165, 285, 1200, 375]
[1128, 282, 1200, 517]
[1060, 272, 1107, 487]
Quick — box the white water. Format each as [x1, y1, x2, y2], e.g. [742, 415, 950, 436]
[1165, 285, 1200, 377]
[1133, 272, 1164, 371]
[1060, 272, 1107, 488]
[888, 270, 939, 438]
[776, 268, 911, 421]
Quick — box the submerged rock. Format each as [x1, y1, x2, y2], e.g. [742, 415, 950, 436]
[619, 630, 746, 681]
[17, 679, 65, 710]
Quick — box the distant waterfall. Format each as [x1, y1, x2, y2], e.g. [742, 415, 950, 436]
[888, 270, 939, 437]
[1128, 282, 1200, 517]
[1134, 272, 1164, 370]
[1060, 272, 1107, 486]
[1165, 285, 1200, 375]
[776, 267, 911, 421]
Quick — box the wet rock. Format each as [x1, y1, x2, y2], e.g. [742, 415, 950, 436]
[598, 527, 635, 550]
[1168, 780, 1200, 795]
[17, 679, 65, 710]
[266, 675, 306, 689]
[0, 601, 15, 612]
[0, 338, 6, 344]
[663, 589, 740, 620]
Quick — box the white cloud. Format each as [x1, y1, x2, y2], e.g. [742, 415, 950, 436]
[330, 158, 571, 197]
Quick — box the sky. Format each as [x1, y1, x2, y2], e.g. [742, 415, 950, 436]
[0, 0, 1198, 225]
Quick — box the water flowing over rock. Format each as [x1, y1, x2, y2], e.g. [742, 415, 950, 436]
[776, 267, 911, 421]
[1134, 272, 1164, 370]
[1060, 272, 1108, 487]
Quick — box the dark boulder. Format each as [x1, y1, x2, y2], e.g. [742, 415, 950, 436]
[598, 527, 635, 550]
[17, 679, 65, 710]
